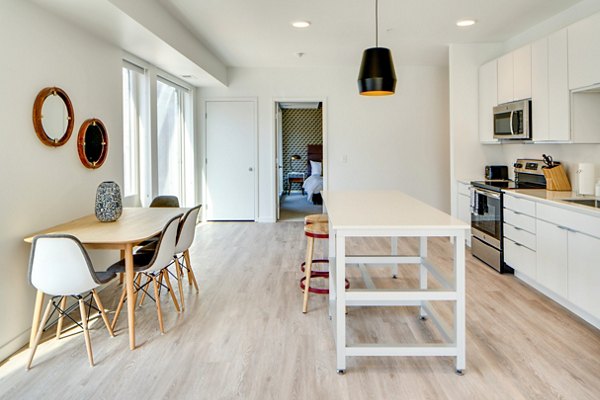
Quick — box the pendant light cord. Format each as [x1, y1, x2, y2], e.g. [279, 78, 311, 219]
[375, 0, 379, 47]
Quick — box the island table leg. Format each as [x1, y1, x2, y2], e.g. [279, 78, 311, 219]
[454, 231, 466, 373]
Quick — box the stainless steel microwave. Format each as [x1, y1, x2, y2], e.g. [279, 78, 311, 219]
[493, 100, 531, 140]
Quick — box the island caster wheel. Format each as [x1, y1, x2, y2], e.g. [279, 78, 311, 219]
[337, 369, 345, 375]
[419, 315, 427, 321]
[392, 274, 397, 279]
[455, 369, 465, 376]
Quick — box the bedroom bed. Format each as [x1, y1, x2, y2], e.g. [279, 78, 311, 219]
[302, 144, 323, 204]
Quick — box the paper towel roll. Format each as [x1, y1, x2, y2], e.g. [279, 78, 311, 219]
[578, 163, 596, 195]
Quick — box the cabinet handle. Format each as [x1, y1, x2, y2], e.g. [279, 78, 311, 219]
[513, 226, 522, 231]
[513, 242, 523, 247]
[512, 210, 522, 215]
[557, 225, 577, 233]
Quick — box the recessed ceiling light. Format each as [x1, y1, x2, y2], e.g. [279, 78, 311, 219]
[456, 19, 476, 27]
[181, 74, 193, 78]
[292, 21, 311, 28]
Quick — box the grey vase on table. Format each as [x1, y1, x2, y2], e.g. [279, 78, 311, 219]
[95, 181, 122, 222]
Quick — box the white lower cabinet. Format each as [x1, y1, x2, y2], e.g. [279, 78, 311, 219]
[457, 194, 471, 224]
[504, 237, 536, 278]
[568, 231, 600, 320]
[536, 219, 568, 298]
[504, 194, 600, 327]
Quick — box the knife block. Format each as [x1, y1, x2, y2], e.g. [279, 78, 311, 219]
[543, 165, 572, 191]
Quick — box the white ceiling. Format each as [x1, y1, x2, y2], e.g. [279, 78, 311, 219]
[160, 0, 582, 67]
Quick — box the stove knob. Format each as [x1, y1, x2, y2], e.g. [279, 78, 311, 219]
[513, 163, 522, 168]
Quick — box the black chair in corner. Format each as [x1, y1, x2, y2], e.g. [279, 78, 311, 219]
[149, 196, 180, 208]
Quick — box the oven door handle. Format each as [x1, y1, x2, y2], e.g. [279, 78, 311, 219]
[473, 188, 501, 200]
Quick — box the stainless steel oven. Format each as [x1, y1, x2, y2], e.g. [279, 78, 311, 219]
[470, 159, 547, 274]
[470, 186, 504, 272]
[493, 100, 531, 140]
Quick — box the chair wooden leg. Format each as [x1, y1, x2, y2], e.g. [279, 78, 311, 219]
[78, 298, 94, 367]
[111, 286, 127, 331]
[153, 277, 165, 334]
[138, 275, 150, 307]
[174, 257, 185, 311]
[183, 250, 199, 292]
[303, 236, 315, 313]
[55, 296, 67, 339]
[132, 273, 142, 307]
[162, 270, 180, 312]
[29, 290, 45, 348]
[26, 299, 54, 370]
[92, 290, 114, 337]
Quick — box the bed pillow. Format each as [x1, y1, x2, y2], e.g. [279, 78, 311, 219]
[310, 161, 322, 176]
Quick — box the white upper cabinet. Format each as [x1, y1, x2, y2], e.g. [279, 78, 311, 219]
[547, 29, 570, 141]
[532, 29, 570, 142]
[513, 45, 532, 101]
[479, 59, 498, 143]
[497, 53, 514, 104]
[531, 37, 549, 139]
[497, 45, 531, 104]
[568, 12, 600, 90]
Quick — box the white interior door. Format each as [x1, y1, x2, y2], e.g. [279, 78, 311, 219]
[275, 107, 283, 220]
[206, 101, 256, 220]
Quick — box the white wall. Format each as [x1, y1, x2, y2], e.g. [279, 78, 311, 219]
[449, 44, 506, 181]
[0, 0, 123, 361]
[198, 66, 450, 222]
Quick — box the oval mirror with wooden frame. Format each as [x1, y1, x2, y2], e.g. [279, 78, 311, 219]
[32, 87, 75, 147]
[77, 118, 108, 169]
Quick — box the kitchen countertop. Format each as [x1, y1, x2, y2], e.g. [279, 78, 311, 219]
[456, 177, 480, 185]
[504, 188, 600, 217]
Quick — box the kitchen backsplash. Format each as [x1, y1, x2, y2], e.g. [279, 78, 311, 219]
[500, 143, 600, 191]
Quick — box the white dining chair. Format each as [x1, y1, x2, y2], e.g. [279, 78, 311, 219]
[27, 234, 116, 370]
[136, 205, 201, 311]
[109, 214, 182, 334]
[172, 205, 202, 309]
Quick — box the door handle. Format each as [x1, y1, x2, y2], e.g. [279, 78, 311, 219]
[509, 111, 515, 135]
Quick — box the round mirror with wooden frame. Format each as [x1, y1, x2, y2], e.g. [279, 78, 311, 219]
[77, 118, 108, 169]
[32, 87, 74, 147]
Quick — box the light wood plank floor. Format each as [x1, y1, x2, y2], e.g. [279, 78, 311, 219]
[1, 222, 600, 399]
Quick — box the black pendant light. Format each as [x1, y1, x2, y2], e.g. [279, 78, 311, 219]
[357, 0, 397, 96]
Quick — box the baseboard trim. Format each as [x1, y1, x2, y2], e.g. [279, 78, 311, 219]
[0, 329, 30, 364]
[257, 217, 276, 223]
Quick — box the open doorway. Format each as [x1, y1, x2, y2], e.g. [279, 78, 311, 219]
[275, 101, 325, 221]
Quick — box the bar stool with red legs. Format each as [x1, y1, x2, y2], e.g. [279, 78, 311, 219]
[301, 220, 349, 313]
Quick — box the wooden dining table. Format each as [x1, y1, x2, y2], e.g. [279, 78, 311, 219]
[24, 207, 188, 350]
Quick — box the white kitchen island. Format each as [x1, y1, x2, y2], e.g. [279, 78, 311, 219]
[322, 190, 470, 374]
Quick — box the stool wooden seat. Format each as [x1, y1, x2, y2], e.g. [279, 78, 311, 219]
[304, 214, 328, 225]
[304, 222, 329, 238]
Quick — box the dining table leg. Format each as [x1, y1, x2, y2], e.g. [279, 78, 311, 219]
[29, 290, 45, 347]
[125, 243, 136, 350]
